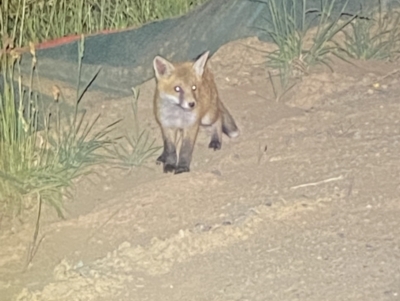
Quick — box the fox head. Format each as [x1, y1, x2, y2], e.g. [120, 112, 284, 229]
[153, 51, 209, 110]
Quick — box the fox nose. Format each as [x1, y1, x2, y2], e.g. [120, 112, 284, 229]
[188, 102, 195, 108]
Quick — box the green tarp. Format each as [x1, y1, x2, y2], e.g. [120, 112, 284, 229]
[19, 0, 393, 96]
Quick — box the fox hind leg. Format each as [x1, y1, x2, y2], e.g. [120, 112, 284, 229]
[208, 117, 222, 150]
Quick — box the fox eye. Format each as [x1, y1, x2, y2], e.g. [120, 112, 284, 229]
[174, 86, 181, 93]
[192, 85, 197, 91]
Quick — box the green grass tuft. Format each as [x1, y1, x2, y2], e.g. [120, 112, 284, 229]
[335, 9, 400, 61]
[109, 87, 161, 169]
[1, 0, 208, 48]
[260, 0, 354, 90]
[0, 37, 118, 218]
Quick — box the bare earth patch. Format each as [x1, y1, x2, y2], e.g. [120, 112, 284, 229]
[1, 37, 400, 301]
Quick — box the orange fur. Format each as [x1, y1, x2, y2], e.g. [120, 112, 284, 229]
[153, 51, 239, 174]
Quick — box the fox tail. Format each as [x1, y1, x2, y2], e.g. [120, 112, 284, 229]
[220, 102, 239, 138]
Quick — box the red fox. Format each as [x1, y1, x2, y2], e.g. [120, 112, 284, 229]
[153, 51, 239, 174]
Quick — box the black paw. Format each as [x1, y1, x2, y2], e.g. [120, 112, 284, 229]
[156, 154, 166, 164]
[208, 140, 221, 150]
[163, 164, 176, 173]
[174, 166, 190, 174]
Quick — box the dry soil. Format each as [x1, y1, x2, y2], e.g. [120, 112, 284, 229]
[0, 37, 399, 301]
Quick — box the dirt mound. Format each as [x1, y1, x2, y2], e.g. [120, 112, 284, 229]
[2, 37, 400, 301]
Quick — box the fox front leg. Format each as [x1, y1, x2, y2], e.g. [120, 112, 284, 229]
[175, 125, 200, 174]
[157, 128, 178, 173]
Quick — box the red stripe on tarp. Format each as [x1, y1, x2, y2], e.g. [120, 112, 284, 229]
[35, 35, 82, 50]
[4, 27, 131, 54]
[35, 27, 133, 50]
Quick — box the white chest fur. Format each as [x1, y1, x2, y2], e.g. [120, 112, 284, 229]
[159, 100, 198, 129]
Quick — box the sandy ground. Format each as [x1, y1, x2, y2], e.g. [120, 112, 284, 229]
[0, 37, 400, 301]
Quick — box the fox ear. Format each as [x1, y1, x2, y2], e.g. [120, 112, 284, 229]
[193, 51, 210, 76]
[153, 56, 175, 79]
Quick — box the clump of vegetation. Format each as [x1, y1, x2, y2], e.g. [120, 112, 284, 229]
[108, 87, 161, 169]
[0, 37, 118, 218]
[1, 0, 168, 221]
[0, 36, 160, 266]
[261, 0, 400, 97]
[261, 0, 354, 92]
[1, 0, 208, 48]
[335, 9, 400, 61]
